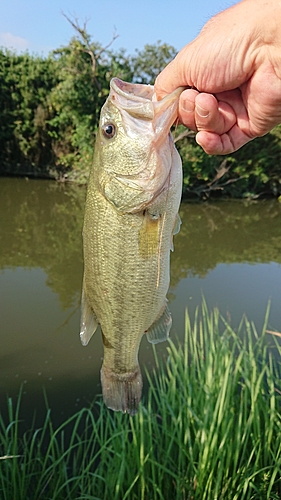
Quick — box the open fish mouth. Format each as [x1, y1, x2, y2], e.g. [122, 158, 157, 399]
[110, 77, 184, 138]
[111, 78, 155, 102]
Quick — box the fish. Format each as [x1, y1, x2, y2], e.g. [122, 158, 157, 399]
[80, 78, 183, 415]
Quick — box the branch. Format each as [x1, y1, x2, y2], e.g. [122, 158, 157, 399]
[207, 159, 229, 185]
[184, 159, 246, 198]
[62, 12, 119, 81]
[185, 177, 245, 198]
[173, 128, 195, 143]
[62, 13, 97, 73]
[95, 27, 119, 60]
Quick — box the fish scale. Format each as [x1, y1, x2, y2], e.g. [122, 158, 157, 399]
[80, 78, 183, 414]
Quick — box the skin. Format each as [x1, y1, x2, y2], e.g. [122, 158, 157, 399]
[155, 0, 281, 155]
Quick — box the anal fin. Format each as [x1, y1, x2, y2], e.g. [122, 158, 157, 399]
[80, 288, 99, 346]
[146, 302, 172, 344]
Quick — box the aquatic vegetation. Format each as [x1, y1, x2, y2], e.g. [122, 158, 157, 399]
[1, 304, 281, 499]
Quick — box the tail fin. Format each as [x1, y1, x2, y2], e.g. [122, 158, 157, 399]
[100, 365, 142, 416]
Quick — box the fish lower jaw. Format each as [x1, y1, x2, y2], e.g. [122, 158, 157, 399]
[100, 365, 142, 416]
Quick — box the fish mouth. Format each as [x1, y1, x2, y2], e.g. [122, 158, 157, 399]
[110, 77, 184, 136]
[103, 78, 184, 213]
[111, 78, 155, 102]
[110, 78, 155, 121]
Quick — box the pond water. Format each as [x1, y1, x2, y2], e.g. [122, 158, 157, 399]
[1, 177, 281, 426]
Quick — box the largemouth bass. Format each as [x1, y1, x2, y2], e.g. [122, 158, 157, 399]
[80, 78, 183, 415]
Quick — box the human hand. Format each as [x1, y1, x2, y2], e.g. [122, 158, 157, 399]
[155, 0, 281, 155]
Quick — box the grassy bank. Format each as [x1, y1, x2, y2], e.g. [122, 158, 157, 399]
[1, 304, 281, 499]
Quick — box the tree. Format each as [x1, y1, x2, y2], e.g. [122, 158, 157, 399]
[0, 49, 58, 175]
[130, 41, 177, 84]
[47, 16, 133, 182]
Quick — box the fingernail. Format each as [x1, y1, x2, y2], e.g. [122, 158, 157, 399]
[196, 104, 209, 118]
[181, 99, 194, 113]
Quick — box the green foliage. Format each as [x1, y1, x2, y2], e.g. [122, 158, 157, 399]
[0, 50, 57, 175]
[1, 21, 281, 196]
[1, 305, 281, 499]
[131, 41, 177, 84]
[0, 25, 135, 182]
[177, 124, 281, 199]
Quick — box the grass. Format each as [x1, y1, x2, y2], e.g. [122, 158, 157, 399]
[1, 303, 281, 499]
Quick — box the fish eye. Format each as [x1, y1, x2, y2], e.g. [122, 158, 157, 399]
[102, 123, 116, 139]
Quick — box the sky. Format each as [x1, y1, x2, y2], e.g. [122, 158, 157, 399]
[0, 0, 237, 57]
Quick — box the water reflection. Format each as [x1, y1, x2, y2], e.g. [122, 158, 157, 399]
[0, 177, 85, 309]
[169, 200, 281, 336]
[1, 178, 281, 424]
[173, 200, 281, 282]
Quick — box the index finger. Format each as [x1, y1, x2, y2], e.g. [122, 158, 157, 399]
[155, 58, 188, 100]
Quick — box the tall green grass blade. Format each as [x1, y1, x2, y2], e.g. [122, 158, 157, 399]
[1, 304, 281, 499]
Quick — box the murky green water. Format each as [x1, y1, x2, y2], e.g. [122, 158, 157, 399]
[1, 177, 281, 424]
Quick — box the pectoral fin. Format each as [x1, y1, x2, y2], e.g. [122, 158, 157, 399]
[146, 302, 172, 344]
[80, 288, 99, 346]
[173, 213, 182, 236]
[170, 213, 181, 251]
